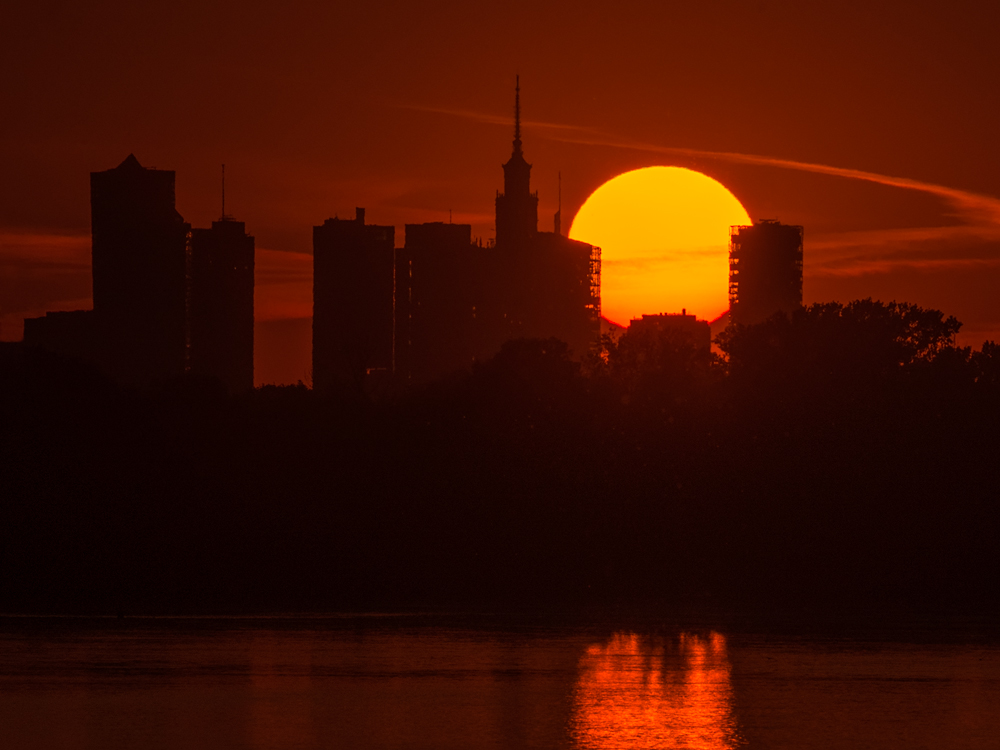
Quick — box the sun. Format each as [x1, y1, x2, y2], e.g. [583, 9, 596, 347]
[569, 166, 751, 326]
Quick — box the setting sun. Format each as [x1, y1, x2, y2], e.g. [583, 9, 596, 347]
[569, 166, 752, 326]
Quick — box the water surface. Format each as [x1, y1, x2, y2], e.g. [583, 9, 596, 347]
[1, 616, 997, 749]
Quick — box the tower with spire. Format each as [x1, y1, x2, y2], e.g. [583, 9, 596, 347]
[494, 76, 539, 248]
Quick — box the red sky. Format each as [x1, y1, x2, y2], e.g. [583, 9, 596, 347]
[4, 0, 1000, 384]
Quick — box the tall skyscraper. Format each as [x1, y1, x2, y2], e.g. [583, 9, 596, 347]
[395, 222, 477, 383]
[312, 208, 394, 393]
[189, 218, 255, 393]
[728, 220, 804, 326]
[484, 80, 601, 359]
[90, 154, 189, 384]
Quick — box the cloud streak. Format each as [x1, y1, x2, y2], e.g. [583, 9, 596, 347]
[396, 103, 601, 135]
[551, 133, 1000, 234]
[406, 104, 1000, 273]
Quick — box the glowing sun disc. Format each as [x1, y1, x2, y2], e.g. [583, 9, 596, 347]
[569, 166, 751, 326]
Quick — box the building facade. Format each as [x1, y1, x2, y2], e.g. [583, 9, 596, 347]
[312, 208, 395, 393]
[729, 220, 804, 326]
[26, 155, 261, 391]
[394, 222, 478, 383]
[84, 154, 191, 384]
[190, 218, 255, 392]
[627, 311, 711, 352]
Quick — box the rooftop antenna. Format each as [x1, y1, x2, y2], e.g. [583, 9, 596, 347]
[513, 74, 522, 152]
[554, 171, 562, 236]
[221, 163, 226, 219]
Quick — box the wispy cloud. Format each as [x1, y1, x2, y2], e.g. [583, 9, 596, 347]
[0, 232, 90, 270]
[810, 256, 1000, 278]
[551, 134, 1000, 233]
[405, 104, 1000, 272]
[804, 226, 1000, 277]
[806, 226, 987, 252]
[255, 248, 312, 321]
[396, 104, 601, 135]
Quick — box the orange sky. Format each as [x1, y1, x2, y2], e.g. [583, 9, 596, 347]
[4, 1, 1000, 384]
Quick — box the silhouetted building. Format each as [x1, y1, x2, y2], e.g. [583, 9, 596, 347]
[23, 155, 263, 390]
[495, 78, 539, 248]
[190, 218, 255, 392]
[313, 208, 394, 392]
[729, 220, 803, 326]
[90, 154, 190, 384]
[395, 222, 478, 383]
[483, 80, 600, 359]
[22, 310, 98, 363]
[628, 310, 711, 352]
[491, 229, 599, 357]
[312, 82, 599, 391]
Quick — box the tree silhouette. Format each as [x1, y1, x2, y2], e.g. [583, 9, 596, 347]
[587, 324, 720, 412]
[717, 299, 962, 405]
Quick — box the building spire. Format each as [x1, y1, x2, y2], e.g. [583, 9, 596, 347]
[513, 75, 522, 154]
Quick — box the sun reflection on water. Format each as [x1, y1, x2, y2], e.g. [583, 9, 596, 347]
[570, 631, 741, 750]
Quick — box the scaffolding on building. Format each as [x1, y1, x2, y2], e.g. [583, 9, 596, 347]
[588, 245, 602, 319]
[729, 220, 804, 326]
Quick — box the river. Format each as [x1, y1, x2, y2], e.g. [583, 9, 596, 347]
[1, 615, 997, 749]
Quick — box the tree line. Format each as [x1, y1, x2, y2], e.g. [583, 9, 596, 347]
[2, 299, 998, 615]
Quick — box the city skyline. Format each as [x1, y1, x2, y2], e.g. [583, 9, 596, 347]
[23, 87, 606, 391]
[5, 2, 1000, 387]
[3, 5, 1000, 747]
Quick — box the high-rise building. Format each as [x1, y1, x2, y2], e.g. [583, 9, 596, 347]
[484, 80, 601, 359]
[190, 218, 255, 393]
[728, 220, 804, 326]
[90, 154, 190, 384]
[315, 82, 600, 392]
[24, 156, 263, 390]
[395, 222, 478, 383]
[312, 208, 394, 393]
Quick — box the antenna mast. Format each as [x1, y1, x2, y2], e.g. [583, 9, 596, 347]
[221, 164, 226, 219]
[555, 171, 562, 236]
[513, 74, 522, 153]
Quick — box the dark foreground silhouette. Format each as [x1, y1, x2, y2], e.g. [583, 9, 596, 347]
[2, 299, 998, 615]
